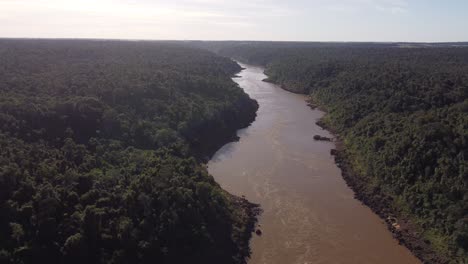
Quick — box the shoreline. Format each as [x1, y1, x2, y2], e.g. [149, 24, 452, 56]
[265, 79, 447, 264]
[317, 117, 447, 264]
[197, 65, 261, 263]
[192, 69, 259, 163]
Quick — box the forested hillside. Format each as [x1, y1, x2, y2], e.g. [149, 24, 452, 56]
[0, 39, 259, 264]
[216, 43, 468, 263]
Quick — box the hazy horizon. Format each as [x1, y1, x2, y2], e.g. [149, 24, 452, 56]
[1, 0, 468, 42]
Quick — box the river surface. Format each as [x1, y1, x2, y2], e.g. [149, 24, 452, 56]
[208, 64, 420, 264]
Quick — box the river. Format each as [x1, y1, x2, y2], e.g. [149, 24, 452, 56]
[207, 63, 420, 264]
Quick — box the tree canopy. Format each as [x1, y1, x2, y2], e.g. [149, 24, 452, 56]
[0, 39, 258, 264]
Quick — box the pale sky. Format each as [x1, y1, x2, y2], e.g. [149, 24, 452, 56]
[0, 0, 467, 42]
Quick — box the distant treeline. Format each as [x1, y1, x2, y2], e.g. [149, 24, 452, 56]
[0, 39, 258, 263]
[214, 42, 468, 263]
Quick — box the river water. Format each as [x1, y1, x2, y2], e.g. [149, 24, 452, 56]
[208, 64, 420, 264]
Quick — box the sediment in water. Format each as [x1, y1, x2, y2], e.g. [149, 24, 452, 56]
[267, 77, 446, 264]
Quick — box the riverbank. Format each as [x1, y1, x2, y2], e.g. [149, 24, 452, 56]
[191, 94, 259, 162]
[228, 193, 262, 259]
[284, 89, 447, 264]
[315, 116, 447, 264]
[192, 68, 260, 263]
[333, 148, 446, 264]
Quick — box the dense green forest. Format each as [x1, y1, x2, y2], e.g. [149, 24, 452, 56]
[0, 39, 259, 264]
[215, 42, 468, 263]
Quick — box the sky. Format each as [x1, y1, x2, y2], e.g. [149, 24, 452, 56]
[0, 0, 467, 42]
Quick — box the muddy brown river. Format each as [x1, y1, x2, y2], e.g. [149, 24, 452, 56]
[208, 64, 420, 264]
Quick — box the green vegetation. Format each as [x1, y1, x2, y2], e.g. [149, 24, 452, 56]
[0, 39, 258, 264]
[216, 42, 468, 263]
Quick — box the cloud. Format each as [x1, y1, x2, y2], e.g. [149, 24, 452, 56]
[0, 0, 296, 29]
[2, 0, 446, 41]
[315, 0, 408, 14]
[374, 0, 409, 13]
[0, 0, 253, 29]
[0, 0, 292, 39]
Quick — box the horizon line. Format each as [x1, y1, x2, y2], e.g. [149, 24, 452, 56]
[1, 37, 468, 44]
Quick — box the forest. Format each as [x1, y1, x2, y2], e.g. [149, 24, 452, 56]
[0, 39, 259, 264]
[214, 42, 468, 263]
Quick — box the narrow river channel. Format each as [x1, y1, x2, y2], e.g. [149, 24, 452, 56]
[208, 63, 420, 264]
